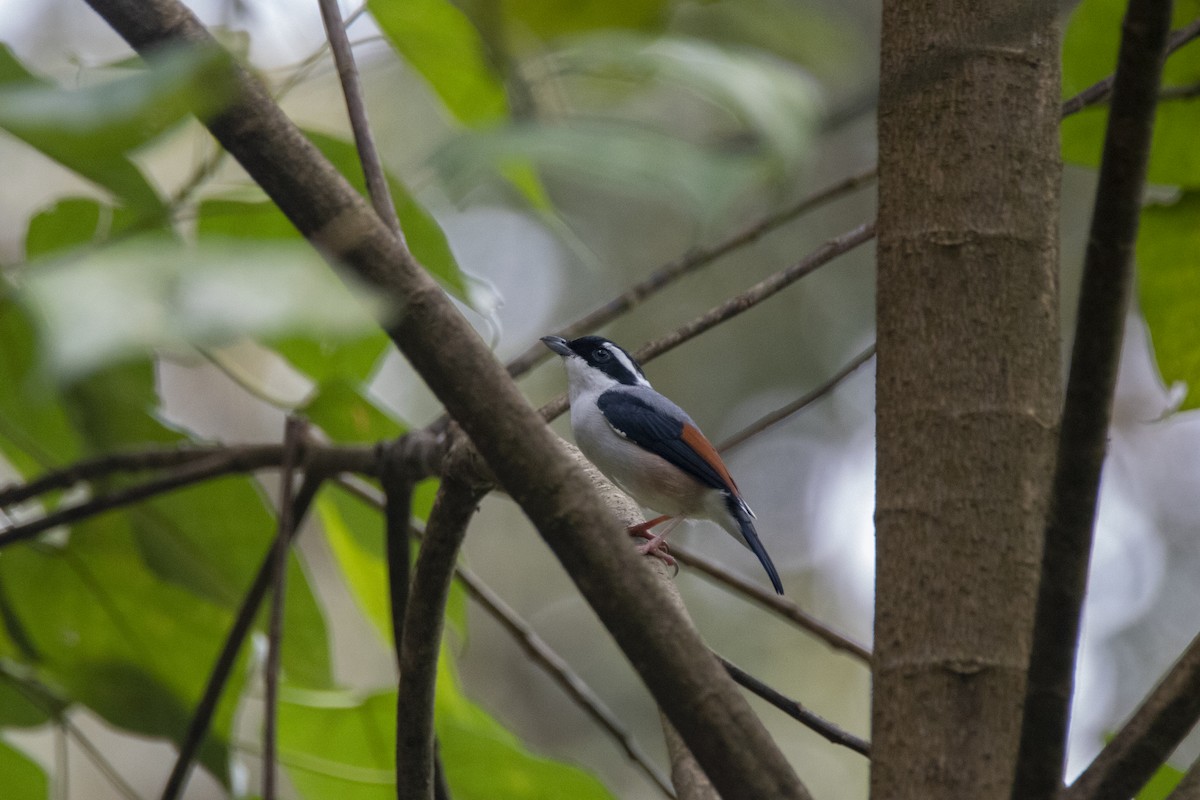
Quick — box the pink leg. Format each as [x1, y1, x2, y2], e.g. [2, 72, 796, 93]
[627, 514, 671, 539]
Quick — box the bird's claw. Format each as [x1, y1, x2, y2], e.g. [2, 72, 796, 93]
[635, 536, 677, 569]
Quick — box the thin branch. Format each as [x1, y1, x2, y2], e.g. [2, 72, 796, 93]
[1011, 0, 1175, 797]
[540, 222, 876, 422]
[396, 444, 486, 800]
[505, 168, 878, 379]
[0, 445, 377, 549]
[1060, 17, 1200, 117]
[717, 654, 870, 757]
[316, 0, 404, 242]
[1062, 630, 1200, 800]
[454, 560, 676, 797]
[333, 475, 676, 797]
[262, 416, 305, 800]
[717, 343, 876, 453]
[671, 544, 871, 663]
[0, 443, 376, 509]
[1167, 754, 1200, 800]
[159, 475, 322, 800]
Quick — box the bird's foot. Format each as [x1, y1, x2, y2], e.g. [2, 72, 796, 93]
[635, 533, 677, 570]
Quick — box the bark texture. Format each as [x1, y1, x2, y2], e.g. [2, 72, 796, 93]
[873, 1, 1062, 798]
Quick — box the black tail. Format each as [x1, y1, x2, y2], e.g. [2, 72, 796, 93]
[726, 495, 784, 595]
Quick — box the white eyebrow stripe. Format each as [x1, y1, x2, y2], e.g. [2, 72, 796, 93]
[605, 343, 651, 387]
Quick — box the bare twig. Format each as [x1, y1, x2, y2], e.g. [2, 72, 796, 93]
[317, 0, 404, 241]
[396, 443, 486, 800]
[718, 654, 870, 757]
[262, 417, 305, 800]
[160, 475, 322, 800]
[540, 222, 876, 422]
[1062, 630, 1200, 800]
[0, 443, 376, 509]
[506, 168, 878, 379]
[671, 544, 871, 663]
[1012, 0, 1176, 797]
[1060, 17, 1200, 117]
[718, 343, 876, 453]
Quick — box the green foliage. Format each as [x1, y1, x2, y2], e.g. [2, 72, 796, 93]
[1137, 762, 1184, 799]
[0, 43, 235, 214]
[1062, 0, 1200, 187]
[368, 0, 508, 124]
[1137, 192, 1200, 409]
[0, 741, 47, 800]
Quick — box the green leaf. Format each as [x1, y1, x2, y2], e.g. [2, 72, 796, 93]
[368, 0, 507, 125]
[0, 668, 61, 728]
[271, 332, 392, 385]
[0, 512, 245, 784]
[278, 661, 614, 800]
[551, 33, 822, 174]
[0, 295, 83, 476]
[1137, 191, 1200, 409]
[1137, 762, 1184, 800]
[434, 121, 765, 218]
[0, 740, 48, 800]
[20, 235, 384, 380]
[497, 0, 669, 40]
[1061, 0, 1200, 186]
[305, 130, 469, 298]
[302, 380, 405, 443]
[0, 44, 235, 212]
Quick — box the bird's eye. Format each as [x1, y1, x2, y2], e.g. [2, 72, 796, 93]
[593, 349, 611, 362]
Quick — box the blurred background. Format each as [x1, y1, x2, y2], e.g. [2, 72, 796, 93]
[1, 0, 1198, 798]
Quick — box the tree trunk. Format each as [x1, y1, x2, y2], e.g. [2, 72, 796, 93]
[872, 0, 1062, 797]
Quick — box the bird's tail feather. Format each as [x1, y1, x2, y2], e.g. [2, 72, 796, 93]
[725, 495, 784, 595]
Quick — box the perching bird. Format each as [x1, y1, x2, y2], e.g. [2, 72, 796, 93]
[542, 334, 784, 595]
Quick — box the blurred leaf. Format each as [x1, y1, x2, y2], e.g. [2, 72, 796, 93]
[305, 130, 469, 298]
[1062, 0, 1200, 186]
[368, 0, 507, 125]
[0, 44, 234, 212]
[434, 121, 764, 217]
[0, 668, 61, 727]
[495, 0, 668, 40]
[551, 33, 822, 174]
[196, 198, 299, 240]
[1137, 192, 1200, 409]
[672, 0, 867, 89]
[1137, 762, 1184, 799]
[278, 659, 614, 800]
[21, 235, 384, 380]
[0, 295, 83, 476]
[317, 482, 466, 643]
[302, 380, 405, 443]
[0, 512, 245, 784]
[55, 361, 333, 689]
[0, 740, 47, 800]
[272, 332, 391, 384]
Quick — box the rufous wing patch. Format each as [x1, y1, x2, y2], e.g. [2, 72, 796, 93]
[680, 423, 739, 494]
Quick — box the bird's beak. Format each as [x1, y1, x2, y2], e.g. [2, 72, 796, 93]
[541, 335, 572, 357]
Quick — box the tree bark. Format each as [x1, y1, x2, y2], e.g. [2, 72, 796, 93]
[873, 0, 1062, 797]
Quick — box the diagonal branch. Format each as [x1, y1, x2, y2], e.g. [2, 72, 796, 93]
[1061, 629, 1200, 800]
[1166, 754, 1200, 800]
[505, 168, 878, 379]
[717, 654, 870, 757]
[160, 474, 323, 800]
[316, 0, 404, 242]
[83, 2, 811, 795]
[1011, 0, 1176, 796]
[540, 222, 876, 422]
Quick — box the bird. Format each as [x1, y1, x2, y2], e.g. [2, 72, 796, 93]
[541, 334, 784, 595]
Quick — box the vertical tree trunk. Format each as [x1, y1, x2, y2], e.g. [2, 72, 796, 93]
[873, 1, 1062, 798]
